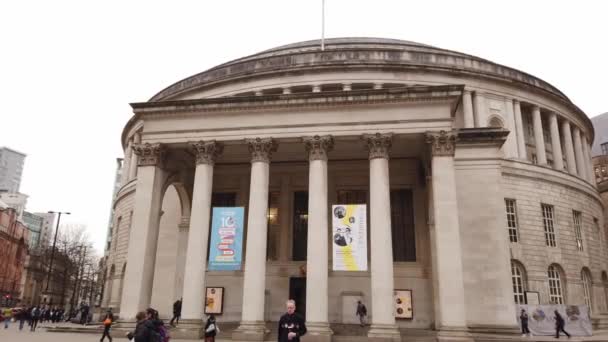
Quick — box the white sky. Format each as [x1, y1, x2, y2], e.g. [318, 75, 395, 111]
[1, 0, 606, 254]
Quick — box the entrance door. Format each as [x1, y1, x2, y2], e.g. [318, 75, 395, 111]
[289, 277, 306, 319]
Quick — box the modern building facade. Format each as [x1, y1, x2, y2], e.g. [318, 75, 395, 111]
[105, 38, 605, 341]
[23, 211, 43, 249]
[0, 147, 26, 193]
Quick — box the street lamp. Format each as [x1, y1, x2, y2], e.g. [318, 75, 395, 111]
[45, 211, 70, 295]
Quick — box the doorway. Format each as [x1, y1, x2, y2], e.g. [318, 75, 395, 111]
[289, 277, 306, 319]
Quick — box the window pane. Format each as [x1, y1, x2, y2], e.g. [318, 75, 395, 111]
[505, 199, 518, 243]
[542, 204, 556, 247]
[292, 191, 308, 261]
[573, 211, 583, 251]
[267, 191, 280, 261]
[391, 189, 416, 262]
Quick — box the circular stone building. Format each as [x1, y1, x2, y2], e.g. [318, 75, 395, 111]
[103, 38, 607, 341]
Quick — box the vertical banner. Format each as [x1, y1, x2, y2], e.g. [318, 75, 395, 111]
[208, 207, 244, 271]
[332, 204, 367, 271]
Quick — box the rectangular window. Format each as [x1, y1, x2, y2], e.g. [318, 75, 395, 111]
[292, 191, 309, 261]
[573, 211, 583, 251]
[542, 204, 556, 247]
[267, 191, 280, 261]
[390, 189, 416, 262]
[505, 199, 519, 243]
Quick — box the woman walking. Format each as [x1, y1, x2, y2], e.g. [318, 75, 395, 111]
[204, 315, 220, 342]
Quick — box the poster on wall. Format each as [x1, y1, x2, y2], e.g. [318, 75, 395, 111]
[394, 289, 413, 319]
[205, 287, 224, 315]
[208, 207, 244, 271]
[525, 291, 540, 305]
[332, 204, 367, 271]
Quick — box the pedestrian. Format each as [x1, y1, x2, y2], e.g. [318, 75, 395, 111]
[204, 314, 220, 342]
[100, 308, 114, 342]
[356, 300, 367, 327]
[2, 307, 12, 329]
[128, 311, 151, 342]
[554, 310, 571, 339]
[520, 309, 530, 337]
[277, 299, 306, 342]
[18, 308, 26, 331]
[30, 306, 40, 332]
[170, 298, 182, 327]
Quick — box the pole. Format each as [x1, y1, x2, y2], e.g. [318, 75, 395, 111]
[321, 0, 325, 51]
[45, 211, 70, 297]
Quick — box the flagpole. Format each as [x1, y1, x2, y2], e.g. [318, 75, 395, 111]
[321, 0, 325, 51]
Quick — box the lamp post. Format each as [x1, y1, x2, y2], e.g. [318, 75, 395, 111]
[45, 211, 70, 298]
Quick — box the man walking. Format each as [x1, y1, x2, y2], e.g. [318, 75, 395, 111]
[554, 310, 571, 339]
[356, 300, 367, 327]
[277, 299, 306, 342]
[30, 306, 40, 332]
[170, 298, 182, 327]
[520, 309, 530, 337]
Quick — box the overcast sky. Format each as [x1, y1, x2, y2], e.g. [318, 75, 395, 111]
[1, 0, 606, 254]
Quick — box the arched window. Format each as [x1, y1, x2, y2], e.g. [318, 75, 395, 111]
[581, 268, 593, 311]
[602, 271, 608, 312]
[114, 217, 122, 251]
[511, 260, 527, 304]
[548, 264, 565, 304]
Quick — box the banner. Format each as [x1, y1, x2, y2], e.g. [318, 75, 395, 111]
[208, 207, 244, 271]
[332, 204, 367, 271]
[516, 304, 592, 336]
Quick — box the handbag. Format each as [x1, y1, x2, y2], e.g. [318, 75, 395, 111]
[103, 318, 112, 326]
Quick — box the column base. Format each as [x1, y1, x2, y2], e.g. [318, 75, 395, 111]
[302, 322, 333, 342]
[367, 323, 401, 342]
[169, 319, 204, 339]
[436, 327, 473, 342]
[232, 320, 269, 341]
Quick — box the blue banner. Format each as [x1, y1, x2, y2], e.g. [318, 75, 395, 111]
[208, 207, 244, 271]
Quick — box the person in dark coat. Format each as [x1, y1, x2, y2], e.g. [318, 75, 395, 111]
[356, 300, 368, 327]
[554, 310, 571, 338]
[277, 299, 306, 342]
[170, 298, 182, 327]
[129, 311, 156, 342]
[520, 309, 530, 336]
[204, 314, 220, 342]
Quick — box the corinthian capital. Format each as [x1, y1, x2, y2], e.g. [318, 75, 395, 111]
[303, 135, 334, 161]
[190, 141, 223, 165]
[133, 143, 166, 167]
[363, 133, 393, 160]
[426, 130, 457, 156]
[246, 138, 278, 163]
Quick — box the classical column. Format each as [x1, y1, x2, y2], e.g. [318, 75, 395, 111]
[425, 131, 469, 335]
[234, 138, 277, 341]
[513, 100, 527, 159]
[301, 135, 334, 341]
[128, 133, 141, 181]
[120, 143, 166, 319]
[121, 141, 132, 185]
[585, 141, 596, 185]
[573, 127, 586, 179]
[580, 135, 592, 182]
[503, 99, 518, 158]
[532, 106, 547, 165]
[549, 113, 564, 171]
[562, 121, 577, 174]
[179, 141, 222, 336]
[174, 217, 190, 300]
[363, 133, 401, 341]
[473, 91, 486, 127]
[462, 90, 474, 128]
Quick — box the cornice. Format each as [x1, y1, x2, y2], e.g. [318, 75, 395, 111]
[132, 85, 463, 115]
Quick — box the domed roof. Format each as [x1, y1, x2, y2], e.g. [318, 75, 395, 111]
[149, 37, 573, 112]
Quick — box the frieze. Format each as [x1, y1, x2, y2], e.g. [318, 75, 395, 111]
[190, 140, 223, 165]
[363, 133, 393, 160]
[426, 130, 457, 156]
[303, 135, 334, 161]
[133, 143, 166, 167]
[246, 138, 278, 163]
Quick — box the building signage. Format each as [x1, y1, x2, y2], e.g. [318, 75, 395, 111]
[332, 204, 367, 271]
[516, 304, 592, 336]
[208, 207, 244, 271]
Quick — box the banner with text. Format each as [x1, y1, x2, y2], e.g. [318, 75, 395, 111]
[208, 207, 244, 271]
[516, 304, 592, 336]
[332, 204, 367, 271]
